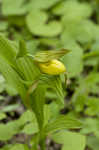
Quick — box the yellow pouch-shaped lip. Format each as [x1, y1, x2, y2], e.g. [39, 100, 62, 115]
[38, 59, 66, 75]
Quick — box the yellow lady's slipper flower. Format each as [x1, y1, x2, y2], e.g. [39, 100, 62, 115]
[38, 59, 66, 75]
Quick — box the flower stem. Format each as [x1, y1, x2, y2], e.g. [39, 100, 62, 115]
[39, 129, 46, 150]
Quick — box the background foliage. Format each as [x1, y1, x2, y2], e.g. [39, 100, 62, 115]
[0, 0, 99, 150]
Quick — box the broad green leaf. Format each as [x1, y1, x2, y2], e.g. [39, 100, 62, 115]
[51, 76, 64, 106]
[54, 1, 97, 54]
[21, 122, 38, 135]
[5, 83, 18, 96]
[51, 131, 86, 150]
[30, 84, 46, 129]
[62, 42, 83, 77]
[27, 0, 60, 10]
[45, 115, 82, 134]
[0, 56, 27, 106]
[44, 102, 61, 126]
[87, 136, 99, 150]
[19, 110, 38, 135]
[53, 1, 92, 19]
[26, 10, 62, 37]
[16, 40, 28, 58]
[10, 144, 29, 150]
[62, 20, 97, 45]
[75, 20, 98, 44]
[19, 110, 36, 123]
[0, 34, 17, 66]
[0, 122, 22, 141]
[80, 118, 99, 135]
[0, 34, 40, 107]
[2, 0, 27, 15]
[15, 39, 40, 83]
[0, 110, 37, 141]
[16, 56, 40, 82]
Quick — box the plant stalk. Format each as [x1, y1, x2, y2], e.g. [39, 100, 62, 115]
[39, 129, 46, 150]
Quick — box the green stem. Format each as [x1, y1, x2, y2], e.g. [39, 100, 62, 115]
[39, 122, 46, 150]
[39, 136, 46, 150]
[36, 110, 46, 150]
[40, 142, 45, 150]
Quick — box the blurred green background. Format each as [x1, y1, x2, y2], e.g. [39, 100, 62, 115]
[0, 0, 99, 150]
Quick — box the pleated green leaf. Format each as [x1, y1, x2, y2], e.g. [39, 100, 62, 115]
[0, 55, 27, 106]
[30, 84, 46, 129]
[45, 115, 82, 134]
[40, 75, 64, 105]
[0, 34, 17, 66]
[16, 56, 40, 82]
